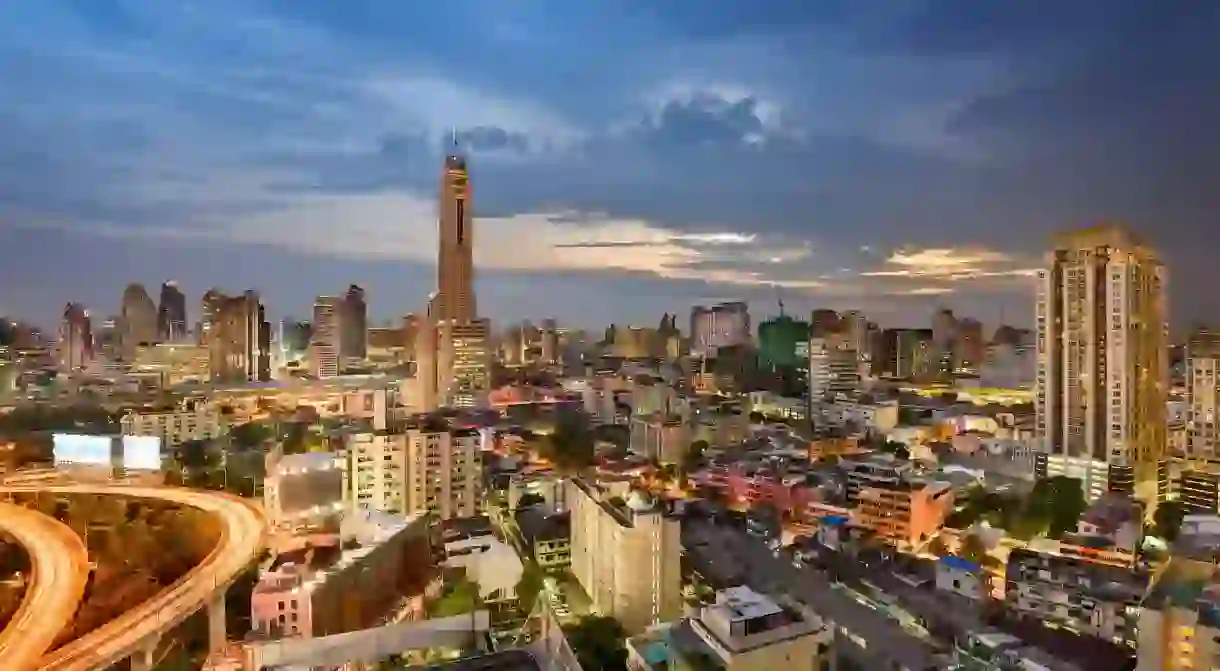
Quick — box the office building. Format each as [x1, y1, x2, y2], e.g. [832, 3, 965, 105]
[205, 289, 271, 382]
[807, 334, 859, 398]
[340, 284, 367, 364]
[690, 302, 751, 357]
[757, 315, 809, 370]
[1035, 225, 1168, 504]
[568, 478, 682, 634]
[58, 302, 94, 372]
[157, 281, 188, 341]
[311, 296, 341, 379]
[442, 319, 491, 408]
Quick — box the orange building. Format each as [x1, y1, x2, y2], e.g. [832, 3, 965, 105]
[854, 480, 953, 549]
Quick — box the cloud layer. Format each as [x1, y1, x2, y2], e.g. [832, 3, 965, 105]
[1, 0, 1217, 329]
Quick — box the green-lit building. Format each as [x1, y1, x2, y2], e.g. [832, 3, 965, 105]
[758, 316, 809, 369]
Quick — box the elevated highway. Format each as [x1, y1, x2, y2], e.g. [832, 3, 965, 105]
[0, 502, 91, 671]
[0, 484, 267, 671]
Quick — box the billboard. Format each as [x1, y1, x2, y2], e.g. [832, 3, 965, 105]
[53, 433, 115, 467]
[121, 435, 163, 471]
[272, 453, 343, 518]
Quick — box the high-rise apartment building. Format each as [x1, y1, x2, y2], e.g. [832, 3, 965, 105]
[311, 296, 342, 379]
[206, 290, 270, 382]
[344, 424, 479, 520]
[1186, 327, 1220, 459]
[157, 281, 188, 341]
[1035, 225, 1168, 504]
[58, 302, 94, 372]
[568, 478, 682, 634]
[120, 283, 158, 357]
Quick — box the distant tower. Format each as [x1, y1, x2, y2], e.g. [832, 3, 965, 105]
[157, 281, 188, 341]
[206, 290, 270, 382]
[120, 283, 158, 357]
[58, 303, 94, 372]
[311, 296, 342, 379]
[340, 284, 368, 366]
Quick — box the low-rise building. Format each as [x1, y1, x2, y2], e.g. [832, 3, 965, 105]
[1005, 546, 1149, 649]
[250, 510, 436, 639]
[854, 479, 953, 550]
[626, 586, 834, 671]
[516, 509, 571, 571]
[120, 404, 224, 449]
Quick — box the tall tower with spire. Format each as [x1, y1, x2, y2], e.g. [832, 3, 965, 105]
[418, 138, 490, 409]
[434, 137, 476, 323]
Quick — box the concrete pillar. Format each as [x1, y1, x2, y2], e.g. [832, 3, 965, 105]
[129, 638, 158, 671]
[208, 589, 228, 654]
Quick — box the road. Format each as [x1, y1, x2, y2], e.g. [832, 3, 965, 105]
[0, 484, 267, 671]
[0, 502, 91, 671]
[683, 520, 947, 670]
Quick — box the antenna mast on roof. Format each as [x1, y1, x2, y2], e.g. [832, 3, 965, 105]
[774, 284, 785, 317]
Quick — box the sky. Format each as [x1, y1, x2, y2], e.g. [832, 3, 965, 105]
[2, 0, 1219, 334]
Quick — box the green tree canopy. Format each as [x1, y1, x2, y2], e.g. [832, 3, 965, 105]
[1154, 500, 1187, 542]
[565, 615, 628, 671]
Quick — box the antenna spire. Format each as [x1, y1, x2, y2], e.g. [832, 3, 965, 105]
[451, 127, 458, 149]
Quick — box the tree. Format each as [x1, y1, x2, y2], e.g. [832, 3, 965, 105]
[959, 534, 988, 565]
[927, 537, 949, 557]
[683, 440, 709, 473]
[515, 563, 546, 616]
[1154, 501, 1187, 542]
[229, 421, 272, 450]
[564, 615, 628, 671]
[547, 408, 595, 470]
[517, 492, 546, 509]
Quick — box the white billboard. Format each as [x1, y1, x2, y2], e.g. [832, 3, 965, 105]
[121, 435, 163, 471]
[53, 433, 115, 467]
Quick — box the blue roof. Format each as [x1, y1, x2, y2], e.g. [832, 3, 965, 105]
[939, 555, 980, 572]
[821, 515, 850, 527]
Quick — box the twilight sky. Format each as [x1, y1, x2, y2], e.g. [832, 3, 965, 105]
[2, 0, 1219, 334]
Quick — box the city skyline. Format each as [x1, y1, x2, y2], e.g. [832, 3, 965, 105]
[2, 1, 1219, 329]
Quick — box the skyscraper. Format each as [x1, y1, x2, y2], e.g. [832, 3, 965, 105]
[433, 148, 476, 324]
[311, 296, 341, 378]
[340, 284, 368, 364]
[689, 302, 750, 356]
[120, 283, 158, 357]
[1035, 225, 1167, 504]
[419, 144, 490, 409]
[206, 290, 271, 382]
[157, 281, 188, 341]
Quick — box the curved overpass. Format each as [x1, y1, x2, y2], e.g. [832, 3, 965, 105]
[0, 484, 267, 671]
[0, 502, 91, 671]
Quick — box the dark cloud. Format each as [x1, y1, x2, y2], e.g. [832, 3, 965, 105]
[640, 95, 767, 147]
[453, 126, 530, 153]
